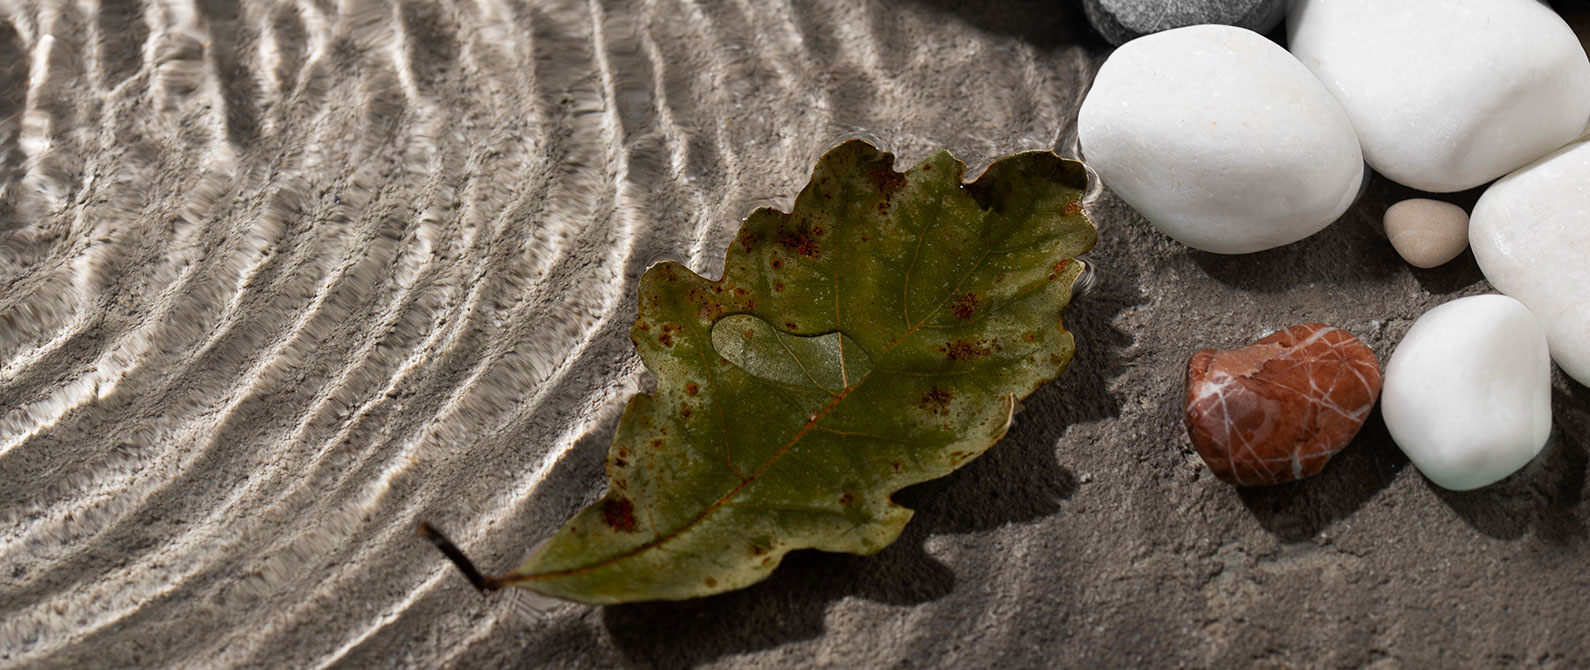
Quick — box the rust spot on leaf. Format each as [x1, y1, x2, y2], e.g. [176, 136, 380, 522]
[1023, 332, 1037, 342]
[704, 577, 718, 587]
[771, 257, 784, 269]
[779, 230, 820, 258]
[951, 292, 980, 319]
[638, 323, 650, 332]
[891, 461, 903, 474]
[943, 339, 991, 360]
[734, 287, 748, 297]
[774, 281, 784, 292]
[868, 164, 907, 195]
[1048, 259, 1072, 280]
[602, 498, 637, 532]
[838, 493, 854, 506]
[785, 321, 798, 330]
[680, 401, 692, 418]
[740, 232, 757, 252]
[949, 451, 971, 466]
[918, 386, 953, 415]
[685, 383, 699, 396]
[1063, 200, 1082, 216]
[813, 226, 825, 237]
[1050, 354, 1064, 365]
[658, 323, 682, 347]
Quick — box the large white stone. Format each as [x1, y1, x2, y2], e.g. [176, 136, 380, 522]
[1382, 295, 1553, 491]
[1078, 25, 1364, 254]
[1471, 139, 1590, 387]
[1288, 0, 1590, 193]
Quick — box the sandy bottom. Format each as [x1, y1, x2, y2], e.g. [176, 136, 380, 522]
[1, 1, 1586, 668]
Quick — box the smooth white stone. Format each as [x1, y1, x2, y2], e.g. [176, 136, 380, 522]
[1470, 139, 1590, 387]
[1288, 0, 1590, 193]
[1078, 25, 1363, 254]
[1382, 295, 1553, 491]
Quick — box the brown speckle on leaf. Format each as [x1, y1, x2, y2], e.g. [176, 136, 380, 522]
[740, 232, 757, 252]
[785, 321, 797, 330]
[943, 339, 992, 360]
[949, 451, 972, 466]
[891, 461, 903, 474]
[685, 383, 699, 396]
[1048, 259, 1072, 280]
[1063, 200, 1082, 216]
[1023, 332, 1037, 342]
[868, 164, 907, 194]
[704, 577, 718, 587]
[951, 292, 980, 319]
[839, 493, 854, 506]
[602, 498, 637, 532]
[918, 386, 953, 415]
[771, 257, 784, 269]
[1050, 354, 1064, 365]
[658, 323, 681, 347]
[779, 230, 820, 258]
[774, 281, 784, 292]
[680, 401, 693, 418]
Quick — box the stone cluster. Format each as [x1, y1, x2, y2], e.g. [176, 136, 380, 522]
[1078, 1, 1587, 489]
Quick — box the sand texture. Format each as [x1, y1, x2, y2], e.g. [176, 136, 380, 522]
[1, 1, 1587, 668]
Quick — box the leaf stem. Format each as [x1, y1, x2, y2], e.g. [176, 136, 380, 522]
[418, 522, 505, 595]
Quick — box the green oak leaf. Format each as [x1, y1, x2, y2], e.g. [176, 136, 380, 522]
[503, 140, 1096, 603]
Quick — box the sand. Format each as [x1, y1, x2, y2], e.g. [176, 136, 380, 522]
[0, 1, 1586, 668]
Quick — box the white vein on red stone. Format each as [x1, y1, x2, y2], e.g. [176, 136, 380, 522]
[1184, 324, 1383, 486]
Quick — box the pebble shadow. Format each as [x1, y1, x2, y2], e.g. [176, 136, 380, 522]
[898, 0, 1106, 50]
[1192, 173, 1492, 295]
[1237, 408, 1410, 543]
[1433, 379, 1590, 543]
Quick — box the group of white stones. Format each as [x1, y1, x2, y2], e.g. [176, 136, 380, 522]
[1077, 0, 1589, 490]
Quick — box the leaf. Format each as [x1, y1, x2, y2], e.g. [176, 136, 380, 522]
[502, 140, 1096, 604]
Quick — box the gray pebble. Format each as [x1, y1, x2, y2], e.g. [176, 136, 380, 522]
[1083, 0, 1286, 45]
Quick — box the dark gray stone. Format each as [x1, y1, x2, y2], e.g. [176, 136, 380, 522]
[1084, 0, 1287, 45]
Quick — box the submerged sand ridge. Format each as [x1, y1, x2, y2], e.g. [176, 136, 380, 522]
[0, 1, 1586, 668]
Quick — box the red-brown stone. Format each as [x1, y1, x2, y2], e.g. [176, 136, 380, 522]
[1184, 323, 1382, 487]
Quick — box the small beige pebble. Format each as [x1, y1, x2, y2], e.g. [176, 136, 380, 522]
[1384, 198, 1469, 268]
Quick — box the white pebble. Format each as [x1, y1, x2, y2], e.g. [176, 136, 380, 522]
[1288, 0, 1590, 193]
[1471, 138, 1590, 388]
[1078, 25, 1364, 254]
[1382, 295, 1552, 491]
[1383, 199, 1468, 269]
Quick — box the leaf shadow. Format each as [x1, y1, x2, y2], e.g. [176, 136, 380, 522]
[1430, 381, 1590, 543]
[1237, 408, 1410, 543]
[596, 375, 1090, 669]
